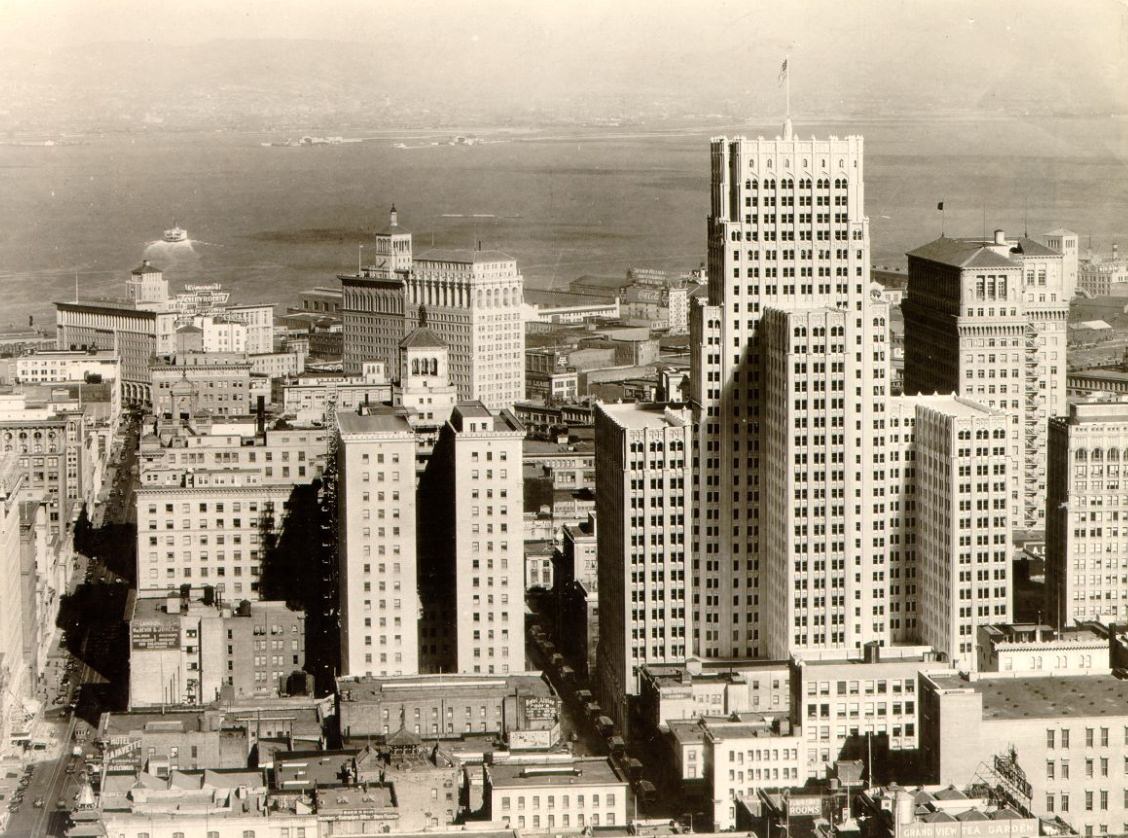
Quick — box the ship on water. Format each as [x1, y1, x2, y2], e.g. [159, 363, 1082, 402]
[163, 224, 188, 243]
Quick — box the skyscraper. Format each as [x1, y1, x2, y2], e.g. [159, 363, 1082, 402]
[336, 407, 420, 678]
[691, 129, 882, 658]
[340, 208, 525, 411]
[903, 231, 1068, 529]
[418, 402, 525, 674]
[594, 402, 692, 732]
[1046, 398, 1128, 628]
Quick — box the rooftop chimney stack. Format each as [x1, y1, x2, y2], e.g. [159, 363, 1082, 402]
[994, 229, 1006, 246]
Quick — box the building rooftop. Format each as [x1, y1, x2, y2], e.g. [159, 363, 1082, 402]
[415, 248, 514, 265]
[929, 673, 1128, 720]
[596, 401, 690, 430]
[336, 672, 553, 703]
[315, 783, 396, 812]
[979, 622, 1105, 646]
[905, 394, 1004, 420]
[399, 325, 446, 349]
[641, 658, 789, 689]
[907, 238, 1018, 270]
[337, 408, 414, 436]
[488, 758, 623, 789]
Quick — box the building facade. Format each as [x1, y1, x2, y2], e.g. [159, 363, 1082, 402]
[691, 129, 877, 660]
[418, 403, 525, 674]
[594, 402, 692, 732]
[903, 231, 1069, 530]
[128, 593, 306, 708]
[1046, 399, 1128, 627]
[336, 408, 420, 678]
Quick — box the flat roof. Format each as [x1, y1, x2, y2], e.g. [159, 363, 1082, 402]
[596, 401, 688, 430]
[489, 758, 622, 789]
[929, 673, 1128, 721]
[415, 248, 514, 264]
[904, 394, 1003, 420]
[337, 409, 413, 436]
[337, 672, 553, 703]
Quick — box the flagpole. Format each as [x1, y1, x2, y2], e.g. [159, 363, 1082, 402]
[785, 55, 790, 120]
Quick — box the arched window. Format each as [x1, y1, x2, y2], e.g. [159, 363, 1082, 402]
[430, 358, 438, 376]
[1075, 449, 1088, 461]
[412, 359, 419, 375]
[1092, 448, 1104, 460]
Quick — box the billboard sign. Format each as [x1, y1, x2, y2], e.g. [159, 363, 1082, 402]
[131, 624, 180, 650]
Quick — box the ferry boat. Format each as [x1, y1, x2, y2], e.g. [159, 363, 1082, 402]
[163, 225, 188, 243]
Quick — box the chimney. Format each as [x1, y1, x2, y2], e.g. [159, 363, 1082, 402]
[994, 229, 1006, 246]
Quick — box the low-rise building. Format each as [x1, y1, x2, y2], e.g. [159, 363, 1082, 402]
[637, 658, 791, 734]
[487, 757, 628, 831]
[703, 715, 807, 831]
[921, 669, 1128, 836]
[150, 351, 253, 417]
[336, 672, 561, 749]
[280, 362, 391, 425]
[792, 644, 943, 777]
[856, 784, 1041, 838]
[128, 592, 306, 708]
[976, 623, 1110, 675]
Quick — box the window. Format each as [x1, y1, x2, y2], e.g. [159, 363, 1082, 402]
[1047, 729, 1056, 748]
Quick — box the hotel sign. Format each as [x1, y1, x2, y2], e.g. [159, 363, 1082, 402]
[786, 796, 824, 818]
[523, 696, 557, 721]
[131, 624, 180, 650]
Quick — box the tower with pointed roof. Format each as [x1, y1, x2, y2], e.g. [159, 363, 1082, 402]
[126, 259, 169, 309]
[394, 322, 458, 451]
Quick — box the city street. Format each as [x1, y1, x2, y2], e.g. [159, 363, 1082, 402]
[4, 412, 140, 837]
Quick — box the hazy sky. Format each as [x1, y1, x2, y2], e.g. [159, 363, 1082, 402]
[1, 0, 1125, 116]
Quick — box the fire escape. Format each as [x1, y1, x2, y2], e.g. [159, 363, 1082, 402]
[1023, 322, 1042, 527]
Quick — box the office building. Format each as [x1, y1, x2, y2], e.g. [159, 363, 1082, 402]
[128, 593, 306, 708]
[418, 403, 525, 674]
[150, 351, 253, 417]
[910, 397, 1012, 668]
[791, 644, 940, 776]
[0, 456, 26, 756]
[135, 417, 328, 599]
[903, 230, 1068, 529]
[976, 622, 1110, 675]
[690, 129, 876, 659]
[1046, 398, 1128, 627]
[341, 208, 525, 411]
[280, 361, 391, 426]
[57, 260, 276, 405]
[1077, 244, 1128, 297]
[702, 715, 807, 830]
[1043, 228, 1079, 299]
[336, 407, 419, 678]
[921, 669, 1128, 836]
[0, 389, 90, 537]
[594, 401, 692, 732]
[637, 658, 791, 734]
[391, 324, 459, 456]
[336, 671, 560, 748]
[487, 757, 629, 830]
[758, 303, 890, 658]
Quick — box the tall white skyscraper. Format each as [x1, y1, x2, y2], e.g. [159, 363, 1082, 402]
[691, 130, 882, 658]
[336, 408, 420, 677]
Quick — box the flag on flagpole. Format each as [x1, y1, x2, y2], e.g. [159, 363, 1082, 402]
[937, 201, 944, 211]
[778, 58, 789, 85]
